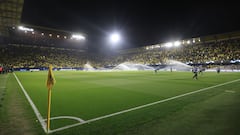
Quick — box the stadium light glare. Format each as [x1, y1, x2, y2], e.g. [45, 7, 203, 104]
[165, 42, 173, 48]
[18, 26, 34, 32]
[174, 41, 181, 47]
[71, 34, 85, 40]
[156, 45, 160, 48]
[187, 40, 191, 44]
[109, 32, 121, 44]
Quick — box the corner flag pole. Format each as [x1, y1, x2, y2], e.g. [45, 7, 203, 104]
[46, 65, 56, 132]
[47, 88, 52, 131]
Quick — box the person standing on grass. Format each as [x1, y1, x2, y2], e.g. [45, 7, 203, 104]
[192, 67, 198, 80]
[198, 65, 204, 75]
[217, 66, 220, 73]
[154, 68, 158, 73]
[0, 66, 3, 74]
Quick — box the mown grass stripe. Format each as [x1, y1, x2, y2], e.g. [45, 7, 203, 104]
[13, 73, 47, 133]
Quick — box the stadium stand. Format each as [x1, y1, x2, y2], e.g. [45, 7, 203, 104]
[0, 44, 87, 69]
[1, 34, 240, 70]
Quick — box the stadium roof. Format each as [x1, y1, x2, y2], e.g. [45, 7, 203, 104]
[19, 24, 86, 37]
[0, 0, 24, 37]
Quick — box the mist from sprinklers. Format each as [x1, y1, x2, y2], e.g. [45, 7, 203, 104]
[112, 60, 192, 71]
[83, 60, 192, 71]
[159, 60, 192, 71]
[83, 62, 95, 70]
[113, 62, 154, 71]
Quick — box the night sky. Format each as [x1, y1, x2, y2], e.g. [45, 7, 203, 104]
[21, 0, 240, 51]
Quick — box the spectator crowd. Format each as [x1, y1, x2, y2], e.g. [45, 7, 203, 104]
[0, 38, 240, 69]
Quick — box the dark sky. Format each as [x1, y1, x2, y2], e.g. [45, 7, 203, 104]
[21, 0, 240, 51]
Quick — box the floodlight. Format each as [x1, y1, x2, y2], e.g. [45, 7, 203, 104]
[165, 42, 173, 48]
[109, 32, 121, 44]
[187, 40, 191, 44]
[155, 45, 160, 48]
[71, 34, 85, 40]
[18, 26, 34, 32]
[174, 41, 181, 46]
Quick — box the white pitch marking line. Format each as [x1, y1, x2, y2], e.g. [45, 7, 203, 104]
[43, 116, 85, 123]
[13, 73, 47, 133]
[49, 78, 240, 133]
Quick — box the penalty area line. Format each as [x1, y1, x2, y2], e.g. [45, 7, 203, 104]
[49, 78, 240, 133]
[13, 73, 47, 133]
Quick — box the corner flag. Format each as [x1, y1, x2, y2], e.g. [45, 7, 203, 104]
[46, 65, 56, 132]
[46, 65, 56, 90]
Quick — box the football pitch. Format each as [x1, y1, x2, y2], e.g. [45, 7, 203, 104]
[10, 71, 240, 134]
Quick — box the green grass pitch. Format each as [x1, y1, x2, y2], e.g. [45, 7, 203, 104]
[11, 71, 240, 134]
